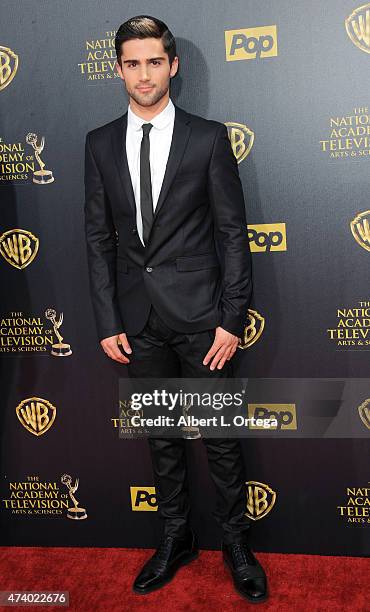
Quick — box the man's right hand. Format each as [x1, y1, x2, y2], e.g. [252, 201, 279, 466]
[100, 333, 132, 364]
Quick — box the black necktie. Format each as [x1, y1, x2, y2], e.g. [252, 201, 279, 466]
[140, 123, 154, 246]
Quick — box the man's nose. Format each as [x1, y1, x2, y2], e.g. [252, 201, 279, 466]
[139, 66, 150, 80]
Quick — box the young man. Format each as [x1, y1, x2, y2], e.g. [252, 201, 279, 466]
[84, 15, 268, 603]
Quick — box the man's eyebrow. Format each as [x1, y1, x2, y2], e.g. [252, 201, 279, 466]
[122, 57, 166, 64]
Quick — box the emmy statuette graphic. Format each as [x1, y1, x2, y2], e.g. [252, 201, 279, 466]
[26, 132, 54, 184]
[181, 399, 201, 440]
[61, 474, 87, 520]
[45, 308, 72, 357]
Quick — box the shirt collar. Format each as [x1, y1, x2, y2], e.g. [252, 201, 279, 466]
[127, 98, 175, 131]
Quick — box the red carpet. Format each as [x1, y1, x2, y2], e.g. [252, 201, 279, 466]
[0, 547, 368, 611]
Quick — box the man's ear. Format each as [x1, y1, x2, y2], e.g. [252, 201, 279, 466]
[116, 61, 124, 80]
[170, 56, 179, 78]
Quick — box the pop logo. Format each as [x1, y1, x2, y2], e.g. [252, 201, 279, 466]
[248, 223, 287, 252]
[130, 487, 158, 511]
[225, 25, 278, 61]
[247, 404, 297, 430]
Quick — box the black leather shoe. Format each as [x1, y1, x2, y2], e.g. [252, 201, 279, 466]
[222, 541, 268, 603]
[133, 530, 199, 594]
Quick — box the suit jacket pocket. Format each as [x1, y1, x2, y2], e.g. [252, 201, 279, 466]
[176, 253, 220, 271]
[173, 171, 206, 183]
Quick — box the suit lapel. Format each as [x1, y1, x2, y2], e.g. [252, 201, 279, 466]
[152, 105, 191, 221]
[111, 104, 192, 224]
[111, 112, 136, 216]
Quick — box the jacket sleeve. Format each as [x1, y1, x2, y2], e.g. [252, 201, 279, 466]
[84, 133, 124, 342]
[207, 123, 253, 338]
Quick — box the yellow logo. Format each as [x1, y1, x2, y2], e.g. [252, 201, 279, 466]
[16, 397, 56, 436]
[247, 404, 297, 430]
[130, 487, 158, 511]
[0, 229, 39, 269]
[0, 46, 19, 91]
[26, 133, 55, 184]
[238, 308, 265, 349]
[225, 26, 278, 61]
[327, 301, 370, 348]
[358, 399, 370, 429]
[61, 474, 88, 520]
[248, 223, 287, 252]
[245, 481, 276, 520]
[337, 485, 370, 524]
[2, 476, 69, 516]
[319, 107, 370, 159]
[350, 210, 370, 251]
[78, 30, 118, 82]
[225, 122, 254, 163]
[45, 308, 73, 357]
[345, 4, 370, 53]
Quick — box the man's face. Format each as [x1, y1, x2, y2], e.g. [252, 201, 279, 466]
[116, 37, 178, 107]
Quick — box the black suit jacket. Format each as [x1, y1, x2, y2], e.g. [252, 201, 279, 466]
[84, 104, 253, 342]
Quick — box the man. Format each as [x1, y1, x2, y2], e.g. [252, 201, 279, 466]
[84, 14, 268, 604]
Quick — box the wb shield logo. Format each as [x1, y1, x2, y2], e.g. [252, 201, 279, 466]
[358, 399, 370, 429]
[245, 481, 276, 520]
[238, 308, 265, 350]
[225, 122, 254, 164]
[130, 487, 158, 511]
[0, 46, 19, 91]
[225, 25, 278, 61]
[16, 397, 56, 436]
[248, 223, 287, 252]
[345, 4, 370, 53]
[0, 229, 39, 269]
[350, 210, 370, 252]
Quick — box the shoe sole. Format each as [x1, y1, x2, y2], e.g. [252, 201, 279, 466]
[223, 558, 269, 604]
[132, 550, 199, 595]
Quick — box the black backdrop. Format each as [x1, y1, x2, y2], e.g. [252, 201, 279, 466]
[0, 0, 369, 556]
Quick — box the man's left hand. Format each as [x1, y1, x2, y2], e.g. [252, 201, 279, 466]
[203, 326, 240, 370]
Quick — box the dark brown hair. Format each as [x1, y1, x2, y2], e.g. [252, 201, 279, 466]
[115, 15, 177, 67]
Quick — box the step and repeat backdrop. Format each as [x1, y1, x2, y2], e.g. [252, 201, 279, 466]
[0, 1, 369, 555]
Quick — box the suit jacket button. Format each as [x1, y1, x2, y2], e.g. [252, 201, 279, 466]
[132, 228, 137, 234]
[146, 267, 153, 272]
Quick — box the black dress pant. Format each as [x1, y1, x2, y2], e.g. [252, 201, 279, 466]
[126, 305, 251, 544]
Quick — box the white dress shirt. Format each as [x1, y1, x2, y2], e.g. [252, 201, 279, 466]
[126, 98, 175, 246]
